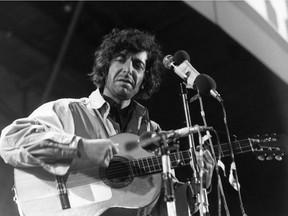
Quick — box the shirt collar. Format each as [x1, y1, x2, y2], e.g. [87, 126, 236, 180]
[88, 88, 107, 110]
[88, 88, 148, 117]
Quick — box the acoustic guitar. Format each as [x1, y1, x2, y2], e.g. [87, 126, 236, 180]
[13, 133, 285, 216]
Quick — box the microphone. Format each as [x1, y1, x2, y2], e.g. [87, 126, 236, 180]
[173, 125, 213, 138]
[139, 125, 213, 149]
[194, 74, 223, 102]
[163, 50, 200, 89]
[163, 50, 223, 102]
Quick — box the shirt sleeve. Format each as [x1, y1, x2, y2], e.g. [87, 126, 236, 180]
[0, 99, 81, 175]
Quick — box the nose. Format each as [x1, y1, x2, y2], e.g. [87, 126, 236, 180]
[123, 58, 133, 75]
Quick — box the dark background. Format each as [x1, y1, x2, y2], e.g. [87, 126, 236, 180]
[0, 1, 287, 216]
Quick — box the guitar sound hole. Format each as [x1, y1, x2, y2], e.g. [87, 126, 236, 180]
[100, 156, 133, 188]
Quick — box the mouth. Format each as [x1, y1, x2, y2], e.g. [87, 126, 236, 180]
[117, 78, 134, 87]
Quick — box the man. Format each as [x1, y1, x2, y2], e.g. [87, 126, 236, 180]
[0, 28, 214, 216]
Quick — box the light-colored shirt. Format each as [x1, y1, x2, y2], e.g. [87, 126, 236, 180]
[0, 89, 159, 175]
[0, 89, 196, 216]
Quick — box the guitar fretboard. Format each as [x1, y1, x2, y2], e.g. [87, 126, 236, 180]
[127, 138, 256, 178]
[128, 150, 191, 177]
[104, 136, 277, 181]
[213, 139, 254, 158]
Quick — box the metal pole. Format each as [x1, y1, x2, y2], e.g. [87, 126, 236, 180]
[41, 1, 84, 103]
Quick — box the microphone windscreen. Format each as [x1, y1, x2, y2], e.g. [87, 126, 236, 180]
[173, 50, 190, 65]
[194, 74, 217, 96]
[163, 55, 174, 69]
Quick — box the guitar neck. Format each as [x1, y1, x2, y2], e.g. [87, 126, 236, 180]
[129, 137, 278, 178]
[129, 150, 191, 177]
[213, 138, 254, 159]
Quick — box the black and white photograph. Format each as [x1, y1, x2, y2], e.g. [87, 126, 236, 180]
[0, 1, 287, 216]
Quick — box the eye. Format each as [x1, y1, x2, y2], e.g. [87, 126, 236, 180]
[133, 60, 145, 72]
[115, 54, 126, 63]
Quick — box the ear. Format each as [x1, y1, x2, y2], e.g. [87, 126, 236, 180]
[141, 76, 146, 89]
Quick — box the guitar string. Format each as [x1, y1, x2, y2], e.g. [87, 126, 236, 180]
[92, 138, 272, 179]
[66, 140, 256, 184]
[100, 151, 191, 178]
[67, 142, 251, 184]
[220, 140, 254, 155]
[216, 140, 251, 155]
[66, 151, 191, 183]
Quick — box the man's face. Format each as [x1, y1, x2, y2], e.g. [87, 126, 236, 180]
[103, 50, 147, 102]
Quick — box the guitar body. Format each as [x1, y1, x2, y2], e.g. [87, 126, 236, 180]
[13, 132, 285, 216]
[14, 133, 162, 216]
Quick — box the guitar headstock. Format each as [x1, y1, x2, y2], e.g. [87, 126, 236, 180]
[249, 133, 287, 161]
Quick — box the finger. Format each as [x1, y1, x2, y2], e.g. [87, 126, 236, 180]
[103, 149, 112, 167]
[202, 150, 215, 165]
[103, 156, 110, 167]
[109, 146, 114, 160]
[111, 143, 119, 154]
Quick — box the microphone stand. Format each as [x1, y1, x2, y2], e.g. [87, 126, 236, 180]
[159, 132, 177, 216]
[196, 128, 210, 216]
[197, 90, 230, 216]
[180, 83, 198, 175]
[187, 89, 210, 216]
[180, 83, 206, 215]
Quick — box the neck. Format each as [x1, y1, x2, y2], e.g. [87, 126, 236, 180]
[102, 90, 131, 109]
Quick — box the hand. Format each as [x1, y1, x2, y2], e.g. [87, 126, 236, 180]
[192, 149, 215, 188]
[78, 138, 119, 167]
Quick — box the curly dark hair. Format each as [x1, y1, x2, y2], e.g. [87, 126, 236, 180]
[89, 28, 164, 100]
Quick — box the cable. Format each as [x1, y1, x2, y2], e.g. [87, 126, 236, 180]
[220, 101, 247, 216]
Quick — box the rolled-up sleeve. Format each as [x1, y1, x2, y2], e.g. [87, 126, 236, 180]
[0, 99, 81, 175]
